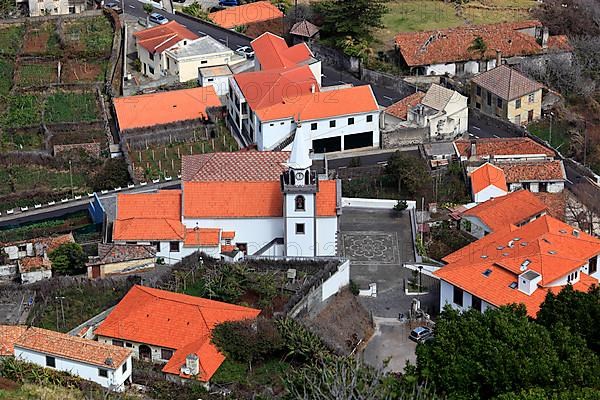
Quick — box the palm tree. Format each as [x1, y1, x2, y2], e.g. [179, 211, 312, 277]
[143, 3, 153, 27]
[468, 36, 488, 59]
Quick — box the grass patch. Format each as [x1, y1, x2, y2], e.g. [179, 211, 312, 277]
[44, 92, 99, 123]
[528, 118, 570, 151]
[0, 164, 88, 196]
[0, 25, 24, 56]
[64, 16, 114, 58]
[16, 62, 57, 87]
[211, 359, 291, 387]
[2, 94, 44, 128]
[0, 383, 85, 400]
[1, 129, 44, 152]
[0, 58, 13, 97]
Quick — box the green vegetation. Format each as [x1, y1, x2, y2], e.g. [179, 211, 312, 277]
[0, 25, 23, 55]
[425, 221, 473, 260]
[44, 92, 99, 123]
[182, 2, 209, 20]
[0, 57, 13, 97]
[2, 94, 44, 128]
[48, 242, 88, 275]
[0, 212, 90, 242]
[16, 62, 57, 87]
[1, 129, 44, 151]
[89, 158, 132, 192]
[0, 164, 87, 196]
[528, 118, 571, 150]
[64, 16, 114, 58]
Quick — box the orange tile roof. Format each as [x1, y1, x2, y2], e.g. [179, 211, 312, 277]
[251, 32, 313, 70]
[182, 151, 289, 182]
[113, 190, 184, 241]
[454, 137, 555, 159]
[436, 215, 600, 316]
[462, 189, 547, 232]
[496, 160, 566, 182]
[471, 65, 543, 101]
[133, 20, 198, 54]
[209, 1, 283, 29]
[221, 231, 235, 240]
[221, 244, 236, 252]
[470, 163, 508, 194]
[0, 325, 28, 356]
[385, 92, 425, 120]
[184, 228, 220, 247]
[94, 285, 260, 381]
[14, 326, 131, 368]
[19, 256, 51, 272]
[316, 180, 338, 217]
[114, 86, 221, 131]
[395, 20, 570, 67]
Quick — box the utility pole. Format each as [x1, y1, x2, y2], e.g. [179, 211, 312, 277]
[69, 160, 74, 198]
[55, 296, 66, 328]
[548, 112, 553, 146]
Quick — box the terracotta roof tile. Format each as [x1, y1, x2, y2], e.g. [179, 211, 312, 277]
[94, 286, 259, 381]
[496, 160, 566, 182]
[385, 92, 425, 120]
[114, 87, 221, 130]
[88, 244, 156, 266]
[316, 180, 338, 217]
[462, 189, 547, 232]
[289, 20, 320, 38]
[251, 32, 313, 70]
[18, 256, 51, 272]
[0, 325, 28, 356]
[470, 162, 508, 194]
[454, 137, 555, 159]
[182, 152, 289, 182]
[221, 244, 236, 252]
[471, 65, 543, 101]
[533, 192, 566, 220]
[184, 228, 220, 247]
[14, 326, 131, 368]
[133, 21, 199, 54]
[209, 1, 283, 29]
[221, 231, 235, 240]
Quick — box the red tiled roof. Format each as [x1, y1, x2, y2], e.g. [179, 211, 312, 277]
[181, 152, 289, 182]
[88, 244, 156, 266]
[454, 137, 555, 159]
[18, 256, 51, 272]
[184, 228, 220, 247]
[496, 160, 566, 182]
[462, 189, 547, 232]
[0, 325, 28, 356]
[471, 65, 543, 101]
[385, 92, 425, 120]
[94, 285, 260, 381]
[221, 244, 236, 252]
[436, 215, 600, 316]
[395, 20, 570, 67]
[221, 231, 235, 240]
[316, 180, 338, 217]
[113, 190, 184, 241]
[209, 1, 283, 29]
[251, 32, 313, 70]
[114, 87, 221, 131]
[470, 163, 508, 194]
[14, 326, 131, 368]
[533, 192, 566, 221]
[133, 21, 198, 54]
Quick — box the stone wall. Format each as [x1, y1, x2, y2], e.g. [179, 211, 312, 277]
[306, 41, 359, 73]
[121, 119, 217, 150]
[359, 66, 418, 98]
[382, 126, 429, 148]
[53, 142, 101, 157]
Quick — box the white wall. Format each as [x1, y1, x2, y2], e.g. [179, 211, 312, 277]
[473, 185, 507, 203]
[439, 280, 494, 312]
[316, 217, 338, 256]
[341, 198, 417, 209]
[4, 243, 34, 260]
[284, 193, 316, 257]
[97, 336, 173, 365]
[21, 269, 51, 284]
[425, 63, 456, 76]
[461, 215, 490, 238]
[14, 346, 131, 392]
[308, 61, 322, 86]
[200, 75, 230, 96]
[321, 260, 350, 301]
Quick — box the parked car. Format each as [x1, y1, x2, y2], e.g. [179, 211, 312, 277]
[409, 326, 433, 343]
[218, 0, 238, 6]
[236, 46, 254, 58]
[149, 13, 168, 25]
[104, 1, 123, 13]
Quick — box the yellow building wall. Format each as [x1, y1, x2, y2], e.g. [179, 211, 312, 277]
[88, 258, 155, 279]
[506, 88, 542, 125]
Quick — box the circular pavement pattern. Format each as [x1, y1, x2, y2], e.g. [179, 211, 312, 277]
[341, 231, 400, 265]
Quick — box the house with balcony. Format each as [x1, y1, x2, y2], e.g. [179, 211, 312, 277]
[227, 32, 380, 153]
[470, 65, 543, 126]
[94, 285, 259, 383]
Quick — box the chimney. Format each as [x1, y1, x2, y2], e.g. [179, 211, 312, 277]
[310, 83, 315, 93]
[470, 140, 477, 158]
[495, 49, 502, 66]
[185, 354, 199, 376]
[541, 27, 549, 49]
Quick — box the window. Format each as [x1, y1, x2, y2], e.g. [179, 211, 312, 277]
[161, 349, 174, 360]
[515, 98, 522, 109]
[45, 356, 55, 368]
[122, 362, 127, 373]
[539, 182, 548, 192]
[295, 195, 305, 211]
[112, 340, 124, 347]
[311, 122, 317, 130]
[471, 296, 482, 312]
[169, 241, 179, 252]
[475, 102, 481, 109]
[148, 66, 154, 74]
[348, 117, 354, 125]
[366, 115, 373, 122]
[152, 242, 160, 251]
[487, 92, 492, 106]
[269, 123, 274, 127]
[528, 93, 535, 103]
[201, 60, 208, 64]
[18, 245, 27, 252]
[453, 286, 463, 306]
[329, 120, 336, 128]
[98, 368, 108, 378]
[590, 256, 598, 275]
[456, 62, 465, 74]
[148, 52, 154, 61]
[166, 57, 170, 70]
[207, 78, 214, 82]
[497, 97, 503, 108]
[125, 342, 133, 348]
[296, 223, 305, 235]
[476, 86, 481, 96]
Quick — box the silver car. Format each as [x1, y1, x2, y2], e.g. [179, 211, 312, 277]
[149, 13, 168, 25]
[236, 46, 255, 58]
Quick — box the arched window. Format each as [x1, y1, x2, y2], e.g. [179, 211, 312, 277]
[295, 195, 305, 211]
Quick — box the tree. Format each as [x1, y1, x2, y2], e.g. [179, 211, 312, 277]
[48, 243, 88, 275]
[143, 3, 154, 26]
[533, 0, 600, 36]
[384, 151, 431, 196]
[90, 158, 131, 192]
[182, 2, 208, 20]
[468, 36, 488, 59]
[313, 0, 388, 43]
[393, 200, 408, 215]
[416, 305, 600, 399]
[536, 285, 600, 353]
[496, 387, 600, 400]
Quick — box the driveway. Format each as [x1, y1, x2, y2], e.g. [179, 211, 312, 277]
[361, 317, 418, 373]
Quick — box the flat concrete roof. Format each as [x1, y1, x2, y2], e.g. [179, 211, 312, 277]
[167, 36, 232, 58]
[199, 65, 233, 78]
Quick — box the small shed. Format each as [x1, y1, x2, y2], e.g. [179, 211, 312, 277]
[290, 20, 320, 42]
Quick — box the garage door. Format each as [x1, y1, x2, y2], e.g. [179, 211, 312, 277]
[344, 131, 373, 150]
[313, 136, 342, 153]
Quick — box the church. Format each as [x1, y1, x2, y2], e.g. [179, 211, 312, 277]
[111, 134, 341, 263]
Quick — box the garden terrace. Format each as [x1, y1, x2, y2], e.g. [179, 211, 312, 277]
[0, 25, 24, 56]
[21, 22, 60, 56]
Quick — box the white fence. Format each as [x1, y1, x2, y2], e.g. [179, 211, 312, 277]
[341, 197, 417, 210]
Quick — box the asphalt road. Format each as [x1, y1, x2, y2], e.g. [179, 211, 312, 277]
[119, 0, 403, 106]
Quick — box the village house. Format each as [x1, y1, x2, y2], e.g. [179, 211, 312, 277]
[94, 285, 259, 383]
[228, 32, 380, 153]
[468, 163, 508, 203]
[198, 65, 233, 96]
[395, 20, 571, 76]
[86, 243, 156, 279]
[436, 194, 600, 317]
[470, 65, 544, 126]
[113, 86, 221, 132]
[385, 84, 468, 141]
[0, 325, 132, 391]
[1, 233, 74, 284]
[209, 1, 284, 38]
[109, 133, 340, 263]
[22, 0, 85, 17]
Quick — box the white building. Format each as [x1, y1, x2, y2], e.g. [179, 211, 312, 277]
[227, 32, 380, 153]
[111, 133, 340, 264]
[24, 0, 85, 17]
[3, 326, 132, 391]
[199, 65, 233, 96]
[469, 163, 508, 203]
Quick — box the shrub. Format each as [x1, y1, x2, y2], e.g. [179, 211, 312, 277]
[90, 158, 131, 192]
[48, 243, 87, 275]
